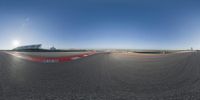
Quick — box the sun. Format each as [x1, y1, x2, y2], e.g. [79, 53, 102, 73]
[12, 40, 20, 47]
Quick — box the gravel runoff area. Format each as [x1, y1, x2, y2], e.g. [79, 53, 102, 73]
[0, 51, 200, 100]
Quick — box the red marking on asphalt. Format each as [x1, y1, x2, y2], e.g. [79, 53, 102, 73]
[6, 52, 96, 63]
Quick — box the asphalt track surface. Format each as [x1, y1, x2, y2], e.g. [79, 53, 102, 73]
[0, 51, 200, 100]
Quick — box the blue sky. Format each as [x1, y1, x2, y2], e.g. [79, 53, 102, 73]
[0, 0, 200, 49]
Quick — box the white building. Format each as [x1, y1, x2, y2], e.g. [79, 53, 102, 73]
[13, 44, 42, 50]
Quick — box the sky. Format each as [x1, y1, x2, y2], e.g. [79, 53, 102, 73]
[0, 0, 200, 50]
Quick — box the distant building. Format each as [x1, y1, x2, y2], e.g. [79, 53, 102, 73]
[13, 44, 42, 50]
[50, 46, 56, 50]
[191, 47, 193, 51]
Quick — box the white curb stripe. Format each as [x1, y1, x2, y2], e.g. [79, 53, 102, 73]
[71, 57, 80, 60]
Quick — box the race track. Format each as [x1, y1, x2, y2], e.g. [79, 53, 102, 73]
[0, 51, 200, 100]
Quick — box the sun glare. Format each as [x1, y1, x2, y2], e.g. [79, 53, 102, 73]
[12, 40, 20, 47]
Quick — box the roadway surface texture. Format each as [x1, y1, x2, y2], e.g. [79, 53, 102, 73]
[0, 51, 200, 100]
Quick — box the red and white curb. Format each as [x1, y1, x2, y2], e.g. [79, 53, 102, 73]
[5, 52, 96, 63]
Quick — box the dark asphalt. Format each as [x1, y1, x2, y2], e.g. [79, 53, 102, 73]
[0, 51, 200, 100]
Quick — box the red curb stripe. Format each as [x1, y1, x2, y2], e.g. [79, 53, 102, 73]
[6, 52, 96, 63]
